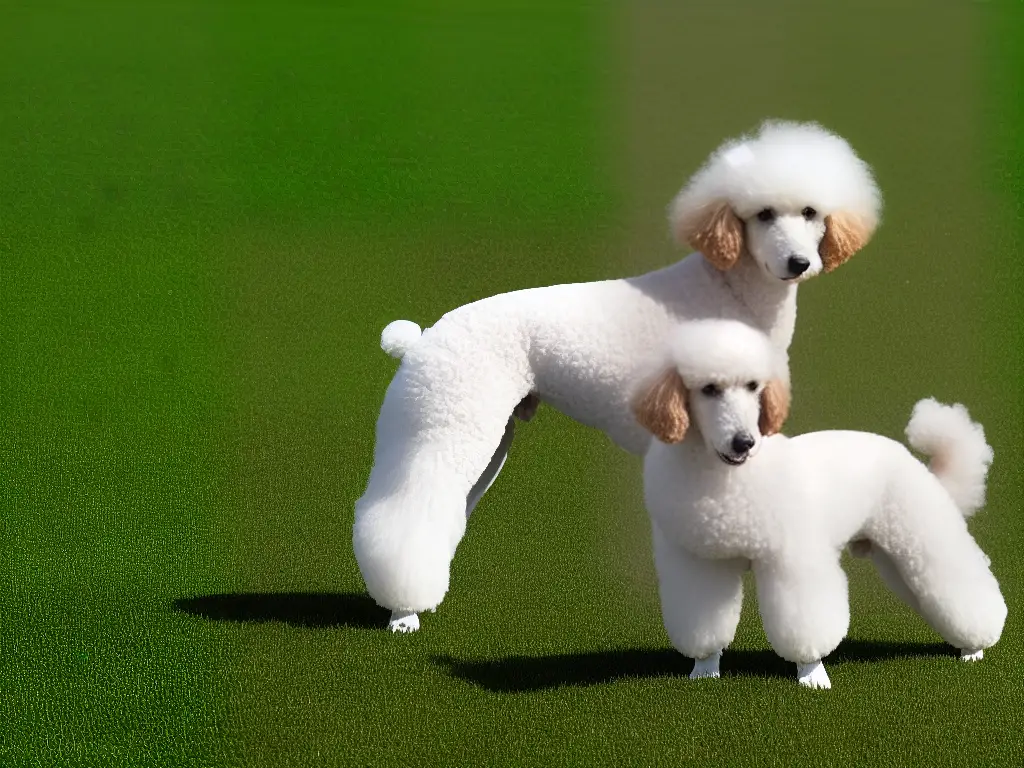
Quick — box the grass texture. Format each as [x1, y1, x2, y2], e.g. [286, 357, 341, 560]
[2, 1, 1022, 766]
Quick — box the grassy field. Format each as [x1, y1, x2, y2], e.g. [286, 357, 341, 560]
[2, 1, 1021, 766]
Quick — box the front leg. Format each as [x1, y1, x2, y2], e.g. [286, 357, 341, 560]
[864, 544, 990, 664]
[690, 650, 723, 679]
[651, 522, 746, 673]
[753, 552, 849, 689]
[388, 609, 420, 633]
[796, 660, 831, 689]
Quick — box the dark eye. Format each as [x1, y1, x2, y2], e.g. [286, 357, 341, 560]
[701, 383, 722, 397]
[746, 381, 759, 392]
[801, 206, 817, 220]
[756, 208, 775, 223]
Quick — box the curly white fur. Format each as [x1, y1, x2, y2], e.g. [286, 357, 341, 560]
[671, 120, 881, 229]
[354, 120, 883, 627]
[380, 320, 423, 359]
[641, 320, 1006, 688]
[906, 398, 994, 516]
[670, 319, 777, 385]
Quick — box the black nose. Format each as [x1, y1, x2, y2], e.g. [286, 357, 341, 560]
[787, 255, 810, 276]
[731, 432, 756, 455]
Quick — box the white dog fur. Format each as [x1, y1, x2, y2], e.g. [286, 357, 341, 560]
[638, 319, 1006, 689]
[353, 120, 882, 632]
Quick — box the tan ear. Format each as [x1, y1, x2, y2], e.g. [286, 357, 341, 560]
[679, 203, 744, 271]
[634, 368, 689, 444]
[819, 212, 873, 272]
[759, 378, 790, 437]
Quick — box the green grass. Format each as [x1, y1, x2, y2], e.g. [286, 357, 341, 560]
[2, 1, 1022, 766]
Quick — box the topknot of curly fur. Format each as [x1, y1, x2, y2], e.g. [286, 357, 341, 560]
[669, 318, 780, 386]
[670, 120, 882, 241]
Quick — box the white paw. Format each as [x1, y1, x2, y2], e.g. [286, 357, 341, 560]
[690, 650, 722, 680]
[796, 660, 831, 689]
[388, 610, 420, 633]
[960, 649, 984, 662]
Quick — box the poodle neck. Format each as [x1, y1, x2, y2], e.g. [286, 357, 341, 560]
[681, 434, 724, 471]
[675, 434, 737, 491]
[721, 256, 798, 348]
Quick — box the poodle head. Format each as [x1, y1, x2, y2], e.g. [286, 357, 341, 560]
[669, 120, 882, 281]
[633, 319, 790, 464]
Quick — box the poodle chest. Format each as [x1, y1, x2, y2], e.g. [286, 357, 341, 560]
[652, 487, 778, 561]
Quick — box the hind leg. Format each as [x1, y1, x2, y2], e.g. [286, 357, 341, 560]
[861, 545, 987, 658]
[857, 542, 923, 614]
[387, 419, 512, 632]
[466, 394, 538, 518]
[386, 420, 513, 631]
[356, 333, 537, 633]
[651, 524, 746, 679]
[866, 477, 1007, 657]
[856, 540, 988, 659]
[389, 414, 519, 631]
[465, 417, 516, 518]
[753, 552, 850, 689]
[379, 399, 535, 632]
[356, 432, 514, 628]
[869, 538, 1005, 658]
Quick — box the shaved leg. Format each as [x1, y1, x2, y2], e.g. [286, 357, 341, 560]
[465, 417, 516, 518]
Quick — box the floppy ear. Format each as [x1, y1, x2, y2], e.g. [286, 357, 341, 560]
[634, 368, 689, 444]
[819, 212, 874, 272]
[759, 378, 790, 437]
[678, 202, 745, 271]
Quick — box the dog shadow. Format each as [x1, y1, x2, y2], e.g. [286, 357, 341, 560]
[172, 591, 389, 629]
[434, 639, 954, 692]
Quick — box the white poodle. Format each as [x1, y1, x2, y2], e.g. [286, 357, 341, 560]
[637, 319, 1006, 689]
[353, 120, 883, 632]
